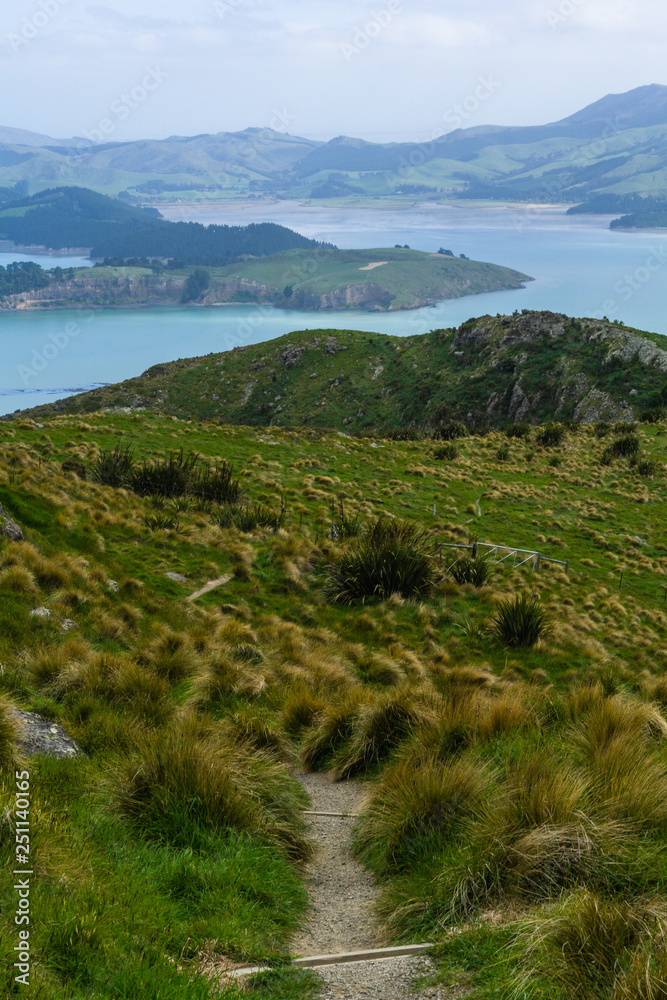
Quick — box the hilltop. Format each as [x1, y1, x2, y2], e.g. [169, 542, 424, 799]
[14, 310, 667, 429]
[0, 248, 530, 313]
[1, 86, 667, 206]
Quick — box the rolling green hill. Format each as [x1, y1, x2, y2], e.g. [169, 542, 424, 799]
[0, 187, 328, 260]
[13, 311, 667, 429]
[2, 86, 667, 207]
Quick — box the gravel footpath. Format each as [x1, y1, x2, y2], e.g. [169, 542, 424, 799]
[293, 773, 451, 999]
[315, 956, 449, 999]
[292, 772, 379, 956]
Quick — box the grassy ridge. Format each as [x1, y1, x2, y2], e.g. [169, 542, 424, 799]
[2, 410, 667, 996]
[20, 310, 667, 429]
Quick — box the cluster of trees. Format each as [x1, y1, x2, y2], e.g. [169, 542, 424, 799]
[0, 261, 51, 298]
[567, 194, 665, 215]
[0, 186, 333, 264]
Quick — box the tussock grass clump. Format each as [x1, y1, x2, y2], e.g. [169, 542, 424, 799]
[331, 690, 427, 780]
[112, 714, 311, 859]
[448, 554, 491, 587]
[433, 443, 458, 461]
[520, 892, 667, 1000]
[0, 564, 37, 593]
[0, 696, 23, 770]
[354, 757, 488, 875]
[215, 501, 286, 532]
[91, 442, 135, 487]
[435, 421, 467, 441]
[535, 423, 565, 447]
[331, 500, 363, 540]
[489, 593, 552, 648]
[281, 687, 326, 736]
[327, 517, 436, 604]
[300, 688, 372, 771]
[506, 422, 531, 439]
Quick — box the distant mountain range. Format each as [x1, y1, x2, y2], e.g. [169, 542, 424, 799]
[2, 85, 667, 208]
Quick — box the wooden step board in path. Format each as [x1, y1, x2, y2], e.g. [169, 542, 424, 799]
[233, 772, 448, 999]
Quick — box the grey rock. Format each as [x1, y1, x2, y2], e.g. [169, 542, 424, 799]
[106, 580, 120, 593]
[165, 571, 188, 583]
[15, 710, 85, 759]
[0, 502, 23, 542]
[30, 607, 52, 619]
[60, 619, 78, 633]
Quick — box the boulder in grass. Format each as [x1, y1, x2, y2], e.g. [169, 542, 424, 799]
[0, 502, 23, 542]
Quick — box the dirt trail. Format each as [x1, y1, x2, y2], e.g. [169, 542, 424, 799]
[293, 772, 450, 999]
[292, 772, 379, 956]
[186, 573, 232, 602]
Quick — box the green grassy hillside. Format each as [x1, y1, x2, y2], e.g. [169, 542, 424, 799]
[18, 311, 667, 430]
[0, 249, 530, 312]
[2, 408, 667, 998]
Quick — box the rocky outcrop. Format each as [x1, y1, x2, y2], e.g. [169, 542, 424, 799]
[0, 502, 23, 541]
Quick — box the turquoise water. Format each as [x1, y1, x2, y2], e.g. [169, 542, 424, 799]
[2, 205, 667, 415]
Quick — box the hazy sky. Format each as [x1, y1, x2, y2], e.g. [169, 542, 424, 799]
[1, 0, 665, 143]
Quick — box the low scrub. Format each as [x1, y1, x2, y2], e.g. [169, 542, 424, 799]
[506, 422, 531, 439]
[435, 421, 467, 441]
[327, 517, 436, 604]
[603, 433, 640, 461]
[448, 554, 490, 587]
[535, 423, 565, 447]
[433, 443, 458, 460]
[131, 450, 199, 498]
[91, 443, 135, 487]
[489, 593, 552, 647]
[215, 501, 286, 532]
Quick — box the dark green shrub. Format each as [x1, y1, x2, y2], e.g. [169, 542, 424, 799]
[328, 517, 436, 604]
[449, 555, 491, 587]
[496, 443, 510, 461]
[607, 434, 640, 459]
[636, 459, 658, 477]
[61, 458, 87, 479]
[143, 512, 180, 531]
[433, 443, 458, 460]
[548, 455, 561, 467]
[131, 450, 199, 498]
[215, 502, 286, 532]
[191, 460, 241, 504]
[641, 406, 666, 424]
[594, 421, 611, 438]
[435, 421, 467, 441]
[91, 443, 135, 487]
[489, 593, 552, 648]
[506, 423, 531, 439]
[332, 500, 363, 539]
[535, 423, 565, 447]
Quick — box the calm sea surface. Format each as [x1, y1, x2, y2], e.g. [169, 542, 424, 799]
[2, 204, 667, 416]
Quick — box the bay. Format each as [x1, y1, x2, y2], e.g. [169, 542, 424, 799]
[2, 204, 667, 417]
